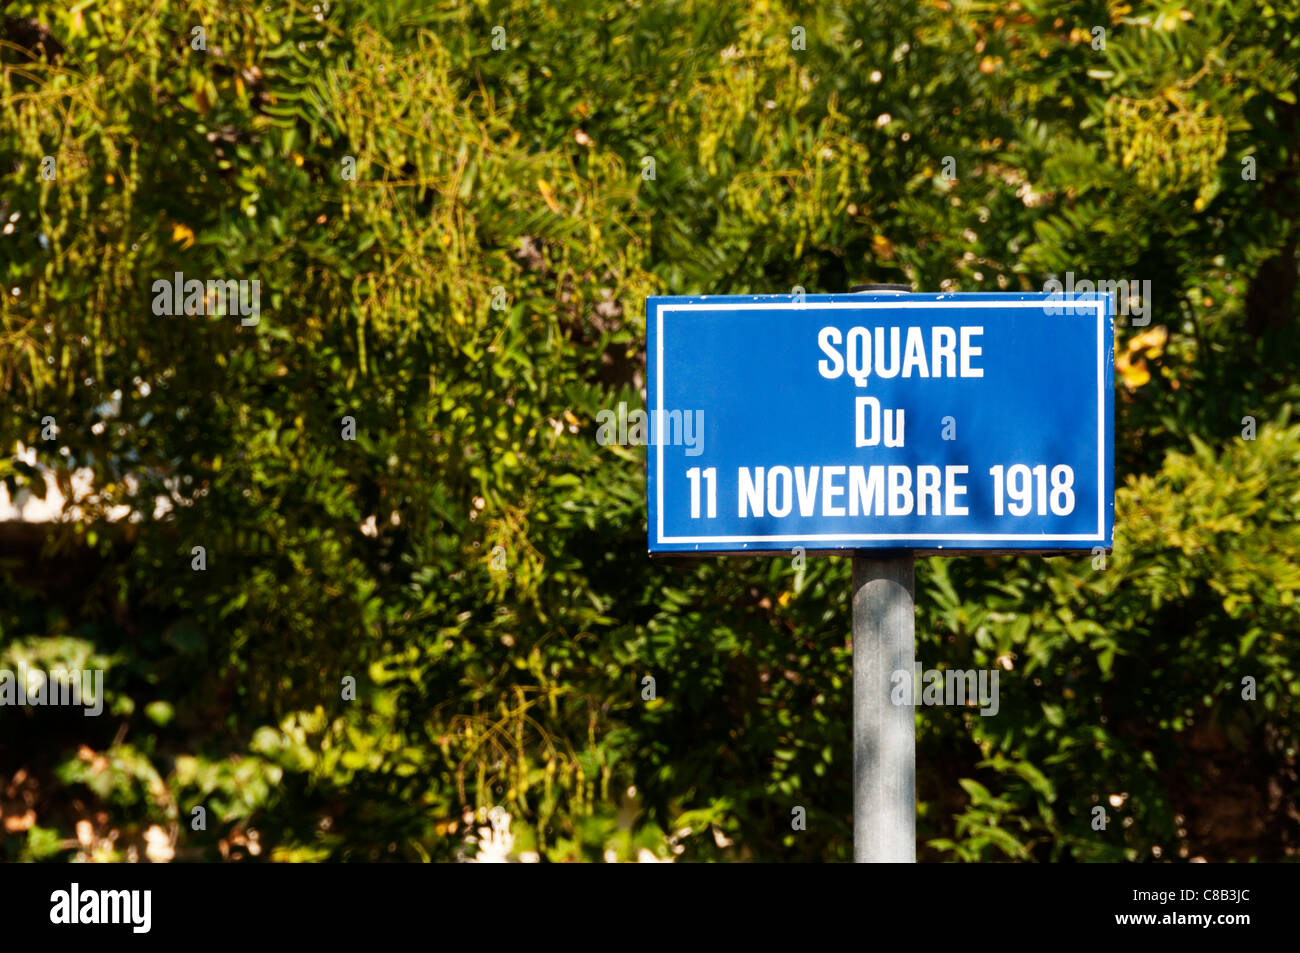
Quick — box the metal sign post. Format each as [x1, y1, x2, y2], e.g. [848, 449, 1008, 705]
[644, 284, 1114, 864]
[852, 553, 915, 862]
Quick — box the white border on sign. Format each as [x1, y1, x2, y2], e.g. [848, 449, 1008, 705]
[654, 299, 1107, 545]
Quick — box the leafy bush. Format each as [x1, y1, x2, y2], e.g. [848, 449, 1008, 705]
[1, 0, 1297, 861]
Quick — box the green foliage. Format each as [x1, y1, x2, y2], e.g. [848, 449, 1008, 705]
[1, 0, 1297, 862]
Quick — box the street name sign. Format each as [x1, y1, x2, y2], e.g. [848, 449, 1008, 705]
[645, 292, 1114, 554]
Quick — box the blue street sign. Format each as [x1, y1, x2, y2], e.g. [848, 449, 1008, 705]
[645, 292, 1114, 554]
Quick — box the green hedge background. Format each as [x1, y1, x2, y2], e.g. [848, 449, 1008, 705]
[1, 0, 1298, 861]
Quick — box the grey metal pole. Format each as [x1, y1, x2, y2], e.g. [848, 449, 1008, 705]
[852, 555, 915, 862]
[850, 282, 916, 863]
